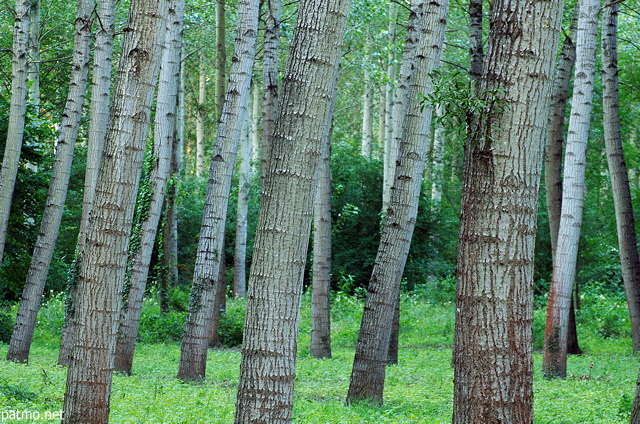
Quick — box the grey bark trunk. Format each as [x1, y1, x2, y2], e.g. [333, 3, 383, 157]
[0, 0, 31, 265]
[361, 42, 373, 158]
[113, 0, 184, 375]
[310, 100, 334, 359]
[542, 0, 600, 379]
[60, 0, 166, 421]
[7, 0, 94, 365]
[177, 0, 259, 382]
[215, 0, 227, 120]
[27, 1, 40, 111]
[261, 0, 281, 180]
[234, 1, 351, 421]
[58, 0, 116, 366]
[452, 0, 563, 420]
[196, 52, 206, 176]
[347, 0, 448, 404]
[601, 1, 640, 353]
[382, 2, 397, 211]
[233, 106, 252, 298]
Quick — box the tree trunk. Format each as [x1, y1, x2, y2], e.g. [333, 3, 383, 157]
[468, 0, 483, 85]
[452, 0, 563, 420]
[177, 0, 259, 382]
[542, 0, 600, 379]
[382, 2, 397, 211]
[0, 0, 31, 265]
[251, 78, 260, 174]
[261, 0, 281, 180]
[209, 243, 228, 347]
[113, 0, 184, 375]
[310, 104, 333, 360]
[430, 105, 445, 207]
[347, 0, 448, 404]
[602, 0, 640, 353]
[361, 41, 373, 158]
[7, 0, 93, 365]
[234, 1, 351, 421]
[215, 0, 227, 121]
[387, 290, 400, 365]
[61, 0, 166, 421]
[233, 105, 252, 298]
[196, 52, 206, 176]
[27, 0, 40, 111]
[58, 0, 116, 366]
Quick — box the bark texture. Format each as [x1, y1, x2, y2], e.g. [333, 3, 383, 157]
[0, 0, 31, 264]
[601, 1, 640, 353]
[233, 107, 252, 298]
[347, 0, 448, 404]
[234, 0, 351, 421]
[59, 0, 116, 366]
[261, 0, 281, 179]
[452, 0, 563, 420]
[542, 0, 599, 379]
[177, 0, 259, 382]
[61, 0, 167, 421]
[114, 0, 184, 375]
[7, 0, 93, 364]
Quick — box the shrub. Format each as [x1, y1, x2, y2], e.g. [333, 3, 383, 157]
[0, 308, 13, 344]
[218, 298, 246, 348]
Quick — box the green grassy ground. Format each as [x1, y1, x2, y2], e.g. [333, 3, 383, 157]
[0, 293, 638, 423]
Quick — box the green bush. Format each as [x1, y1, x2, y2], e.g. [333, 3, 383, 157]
[218, 298, 246, 348]
[0, 308, 13, 344]
[138, 300, 185, 343]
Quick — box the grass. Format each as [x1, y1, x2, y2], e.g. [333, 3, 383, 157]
[0, 291, 638, 423]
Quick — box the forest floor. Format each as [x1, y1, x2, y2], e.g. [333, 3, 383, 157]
[0, 292, 638, 423]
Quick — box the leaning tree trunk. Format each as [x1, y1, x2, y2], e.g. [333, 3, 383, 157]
[234, 1, 351, 421]
[114, 0, 184, 375]
[382, 2, 397, 211]
[27, 0, 40, 110]
[58, 0, 116, 366]
[452, 0, 563, 421]
[233, 105, 252, 298]
[7, 0, 93, 365]
[61, 0, 167, 421]
[0, 0, 31, 265]
[177, 0, 259, 382]
[310, 96, 334, 360]
[601, 0, 640, 353]
[545, 0, 583, 357]
[542, 0, 600, 379]
[260, 0, 281, 180]
[347, 0, 448, 404]
[215, 0, 227, 120]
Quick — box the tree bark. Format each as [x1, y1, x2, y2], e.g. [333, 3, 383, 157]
[113, 0, 184, 375]
[468, 0, 483, 85]
[234, 1, 351, 421]
[177, 0, 259, 382]
[452, 0, 563, 420]
[261, 0, 281, 180]
[601, 0, 640, 353]
[310, 102, 334, 359]
[382, 2, 397, 211]
[346, 0, 448, 405]
[215, 0, 227, 121]
[7, 0, 93, 365]
[233, 105, 252, 298]
[196, 51, 207, 176]
[27, 0, 40, 111]
[361, 40, 373, 158]
[0, 0, 31, 265]
[61, 0, 167, 421]
[59, 0, 116, 366]
[542, 0, 600, 379]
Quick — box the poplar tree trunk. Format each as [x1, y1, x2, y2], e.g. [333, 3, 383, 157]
[0, 0, 31, 265]
[233, 106, 252, 298]
[347, 0, 448, 404]
[452, 0, 563, 420]
[430, 105, 445, 206]
[177, 0, 259, 382]
[382, 2, 397, 210]
[196, 52, 206, 176]
[601, 0, 640, 353]
[361, 41, 373, 158]
[7, 0, 93, 364]
[468, 0, 483, 85]
[61, 0, 166, 421]
[310, 102, 334, 360]
[234, 1, 351, 421]
[215, 0, 227, 120]
[542, 0, 600, 379]
[114, 0, 184, 375]
[59, 0, 116, 366]
[261, 0, 281, 179]
[251, 81, 260, 174]
[27, 0, 40, 110]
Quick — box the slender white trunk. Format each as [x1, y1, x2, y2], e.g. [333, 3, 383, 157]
[27, 1, 40, 111]
[233, 104, 252, 298]
[58, 0, 116, 367]
[114, 0, 184, 375]
[261, 0, 281, 180]
[196, 52, 206, 176]
[251, 79, 260, 173]
[543, 0, 600, 379]
[177, 0, 259, 382]
[215, 0, 227, 120]
[361, 42, 373, 157]
[382, 2, 397, 210]
[431, 105, 445, 207]
[0, 0, 31, 265]
[7, 0, 93, 365]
